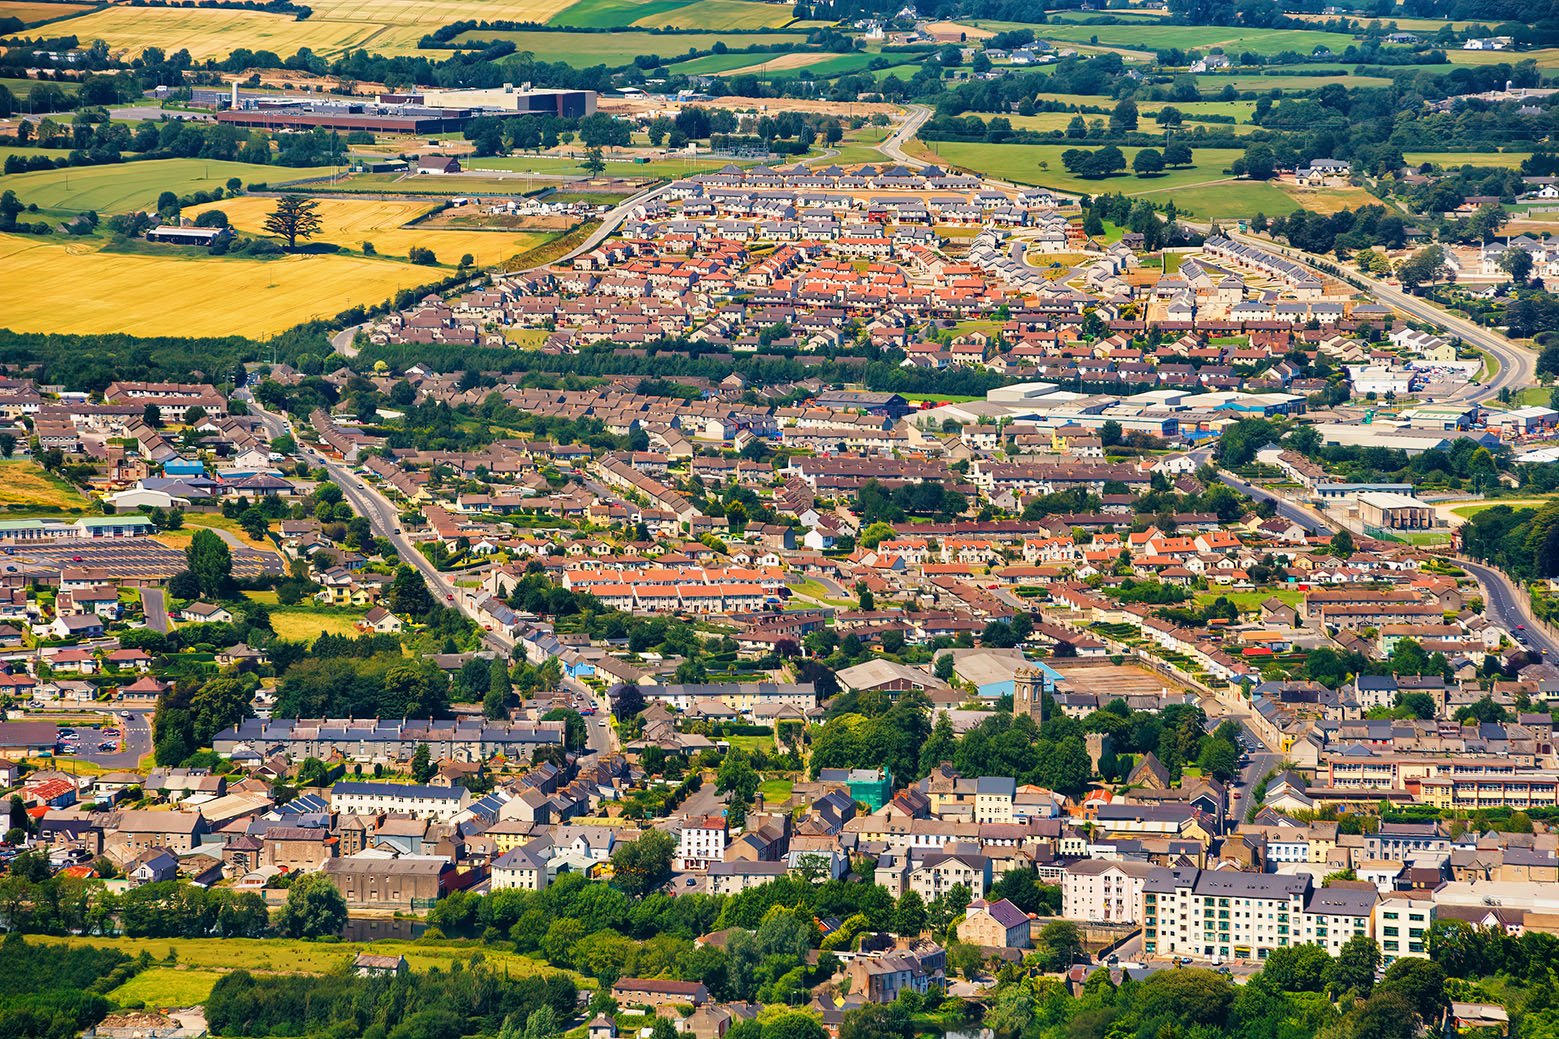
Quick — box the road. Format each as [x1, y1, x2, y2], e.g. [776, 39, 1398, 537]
[878, 104, 932, 168]
[1218, 471, 1334, 535]
[140, 588, 169, 634]
[246, 396, 513, 657]
[1457, 557, 1559, 656]
[1225, 231, 1533, 405]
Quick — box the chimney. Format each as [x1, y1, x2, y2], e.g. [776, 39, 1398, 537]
[230, 80, 239, 108]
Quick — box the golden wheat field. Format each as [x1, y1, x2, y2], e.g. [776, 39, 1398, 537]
[39, 0, 581, 59]
[0, 233, 437, 337]
[184, 196, 553, 266]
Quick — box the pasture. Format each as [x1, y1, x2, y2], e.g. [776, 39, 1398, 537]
[1448, 47, 1559, 68]
[1034, 23, 1359, 57]
[635, 0, 797, 29]
[546, 0, 795, 27]
[0, 158, 332, 214]
[0, 0, 96, 25]
[1404, 150, 1533, 169]
[183, 196, 554, 266]
[36, 936, 579, 983]
[0, 233, 437, 337]
[108, 968, 225, 1010]
[449, 27, 804, 65]
[912, 140, 1298, 217]
[0, 461, 90, 513]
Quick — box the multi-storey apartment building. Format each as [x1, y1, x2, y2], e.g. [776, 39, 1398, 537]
[1142, 868, 1376, 962]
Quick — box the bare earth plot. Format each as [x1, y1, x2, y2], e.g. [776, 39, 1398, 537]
[1050, 660, 1190, 697]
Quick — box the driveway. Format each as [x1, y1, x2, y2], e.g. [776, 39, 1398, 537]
[140, 588, 170, 634]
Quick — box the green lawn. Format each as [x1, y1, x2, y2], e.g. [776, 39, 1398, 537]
[0, 158, 334, 214]
[759, 777, 794, 803]
[1198, 588, 1304, 612]
[109, 968, 225, 1009]
[451, 28, 805, 65]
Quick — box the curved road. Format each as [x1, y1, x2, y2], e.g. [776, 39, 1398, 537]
[1226, 231, 1534, 404]
[1457, 558, 1559, 656]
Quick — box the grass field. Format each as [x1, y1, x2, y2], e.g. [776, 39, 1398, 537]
[914, 140, 1298, 214]
[759, 777, 794, 802]
[184, 196, 553, 266]
[1448, 47, 1559, 68]
[634, 0, 796, 28]
[109, 968, 224, 1009]
[0, 461, 90, 512]
[1026, 23, 1357, 56]
[1194, 71, 1395, 91]
[37, 936, 579, 982]
[449, 27, 803, 65]
[549, 0, 687, 23]
[1404, 150, 1533, 168]
[0, 233, 437, 337]
[546, 0, 794, 27]
[0, 159, 333, 215]
[268, 605, 365, 642]
[0, 0, 96, 24]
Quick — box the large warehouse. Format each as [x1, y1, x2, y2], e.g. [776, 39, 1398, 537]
[213, 87, 597, 133]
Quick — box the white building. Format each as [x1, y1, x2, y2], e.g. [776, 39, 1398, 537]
[1142, 867, 1376, 962]
[1062, 858, 1157, 925]
[328, 781, 470, 821]
[676, 815, 728, 871]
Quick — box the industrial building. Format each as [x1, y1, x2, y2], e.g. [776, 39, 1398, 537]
[213, 85, 596, 134]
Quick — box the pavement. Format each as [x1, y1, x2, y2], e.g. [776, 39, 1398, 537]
[74, 708, 151, 770]
[140, 588, 170, 634]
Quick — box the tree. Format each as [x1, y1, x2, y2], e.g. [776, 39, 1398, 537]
[239, 508, 269, 542]
[1329, 529, 1355, 558]
[610, 829, 675, 897]
[892, 890, 927, 935]
[1377, 958, 1447, 1021]
[1109, 98, 1138, 132]
[1259, 943, 1331, 992]
[262, 195, 323, 251]
[142, 403, 163, 428]
[718, 750, 760, 826]
[186, 528, 232, 599]
[1500, 246, 1534, 285]
[582, 147, 606, 177]
[1241, 142, 1277, 180]
[1164, 141, 1194, 167]
[388, 565, 435, 618]
[1350, 991, 1418, 1039]
[1396, 245, 1447, 294]
[1133, 148, 1165, 176]
[1328, 933, 1380, 996]
[410, 743, 433, 783]
[484, 657, 512, 719]
[613, 683, 645, 721]
[1032, 919, 1082, 971]
[275, 872, 346, 938]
